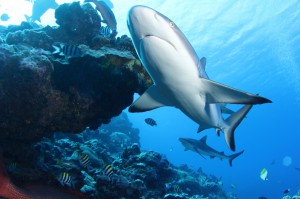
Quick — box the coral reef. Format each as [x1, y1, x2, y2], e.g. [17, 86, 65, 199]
[0, 2, 150, 148]
[2, 112, 231, 199]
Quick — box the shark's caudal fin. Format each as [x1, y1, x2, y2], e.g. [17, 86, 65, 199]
[200, 78, 272, 105]
[228, 150, 244, 167]
[24, 15, 31, 22]
[129, 85, 173, 112]
[224, 105, 253, 151]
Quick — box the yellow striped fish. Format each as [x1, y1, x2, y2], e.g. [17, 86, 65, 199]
[78, 152, 90, 168]
[103, 164, 114, 178]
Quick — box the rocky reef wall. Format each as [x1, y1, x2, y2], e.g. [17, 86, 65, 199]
[0, 2, 151, 146]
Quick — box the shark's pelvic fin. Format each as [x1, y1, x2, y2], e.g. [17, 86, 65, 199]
[199, 78, 272, 105]
[216, 129, 221, 136]
[224, 105, 253, 151]
[228, 150, 244, 167]
[129, 85, 173, 112]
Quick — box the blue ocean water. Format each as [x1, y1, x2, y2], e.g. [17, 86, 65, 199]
[1, 0, 300, 198]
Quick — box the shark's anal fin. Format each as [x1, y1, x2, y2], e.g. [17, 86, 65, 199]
[200, 78, 272, 104]
[129, 85, 173, 112]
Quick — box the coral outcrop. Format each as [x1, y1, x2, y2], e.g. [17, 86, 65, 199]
[0, 2, 150, 147]
[2, 112, 231, 199]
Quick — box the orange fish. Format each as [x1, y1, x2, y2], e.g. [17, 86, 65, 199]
[0, 151, 88, 199]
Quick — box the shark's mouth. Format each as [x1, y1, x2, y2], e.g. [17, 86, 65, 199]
[141, 35, 176, 50]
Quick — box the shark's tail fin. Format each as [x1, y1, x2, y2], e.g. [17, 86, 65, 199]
[228, 150, 244, 167]
[223, 105, 253, 151]
[24, 15, 31, 22]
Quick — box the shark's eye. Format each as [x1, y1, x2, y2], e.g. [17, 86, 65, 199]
[169, 21, 175, 28]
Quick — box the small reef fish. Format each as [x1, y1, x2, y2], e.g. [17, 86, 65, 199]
[53, 44, 82, 57]
[100, 25, 112, 37]
[283, 188, 290, 194]
[0, 13, 10, 22]
[145, 118, 157, 126]
[295, 167, 300, 172]
[57, 172, 74, 188]
[77, 152, 90, 168]
[103, 164, 113, 178]
[260, 168, 268, 181]
[258, 197, 268, 199]
[25, 0, 59, 22]
[179, 136, 244, 167]
[85, 0, 117, 37]
[0, 151, 88, 199]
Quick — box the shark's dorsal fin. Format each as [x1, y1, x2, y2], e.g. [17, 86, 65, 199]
[200, 57, 206, 69]
[199, 135, 208, 143]
[129, 85, 173, 112]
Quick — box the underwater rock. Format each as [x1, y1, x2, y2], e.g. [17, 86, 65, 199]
[55, 2, 101, 40]
[1, 112, 232, 199]
[0, 42, 142, 146]
[6, 29, 53, 50]
[163, 194, 187, 199]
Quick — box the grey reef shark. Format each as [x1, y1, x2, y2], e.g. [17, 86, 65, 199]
[25, 0, 59, 23]
[127, 6, 271, 151]
[179, 136, 244, 167]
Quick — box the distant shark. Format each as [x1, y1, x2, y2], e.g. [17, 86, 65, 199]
[179, 136, 244, 167]
[127, 6, 271, 151]
[25, 0, 58, 23]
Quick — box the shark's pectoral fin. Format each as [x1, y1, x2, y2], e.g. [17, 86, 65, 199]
[194, 147, 206, 159]
[129, 85, 173, 112]
[200, 78, 272, 104]
[197, 125, 210, 133]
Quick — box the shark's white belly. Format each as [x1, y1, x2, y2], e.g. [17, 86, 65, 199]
[140, 36, 223, 128]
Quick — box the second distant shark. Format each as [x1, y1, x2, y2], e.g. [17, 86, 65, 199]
[179, 136, 244, 167]
[25, 0, 58, 23]
[127, 6, 271, 151]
